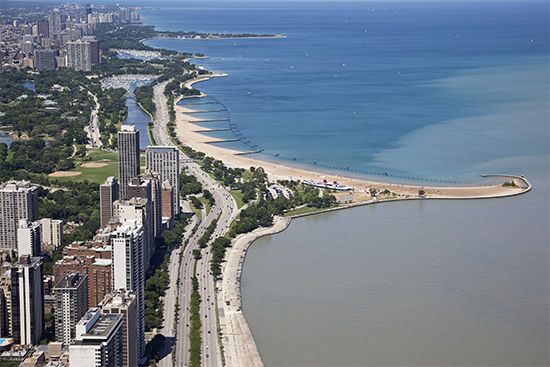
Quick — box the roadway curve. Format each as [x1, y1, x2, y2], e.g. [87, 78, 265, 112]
[153, 78, 238, 367]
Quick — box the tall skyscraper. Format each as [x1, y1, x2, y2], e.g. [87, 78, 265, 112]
[146, 146, 181, 216]
[66, 39, 91, 71]
[82, 35, 100, 64]
[100, 176, 119, 228]
[114, 197, 152, 270]
[127, 175, 163, 268]
[53, 273, 88, 344]
[0, 181, 38, 250]
[100, 291, 138, 367]
[37, 20, 49, 38]
[16, 219, 41, 257]
[110, 223, 145, 360]
[34, 49, 57, 71]
[10, 255, 44, 345]
[47, 11, 63, 36]
[40, 218, 63, 250]
[118, 125, 140, 200]
[70, 308, 123, 367]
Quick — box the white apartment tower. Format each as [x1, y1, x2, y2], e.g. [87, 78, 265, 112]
[145, 146, 181, 216]
[17, 219, 41, 257]
[40, 218, 63, 250]
[69, 308, 123, 367]
[0, 181, 38, 250]
[118, 125, 140, 200]
[113, 197, 151, 271]
[110, 223, 145, 359]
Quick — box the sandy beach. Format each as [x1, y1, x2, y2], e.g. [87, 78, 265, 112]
[174, 77, 530, 200]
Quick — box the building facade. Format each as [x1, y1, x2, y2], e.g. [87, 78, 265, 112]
[0, 181, 38, 250]
[100, 291, 138, 367]
[145, 146, 181, 217]
[69, 309, 123, 367]
[10, 256, 44, 345]
[16, 219, 41, 257]
[66, 39, 91, 71]
[100, 176, 119, 228]
[118, 125, 140, 200]
[40, 218, 63, 250]
[110, 223, 145, 360]
[34, 49, 56, 71]
[54, 254, 112, 309]
[53, 273, 88, 344]
[82, 36, 100, 64]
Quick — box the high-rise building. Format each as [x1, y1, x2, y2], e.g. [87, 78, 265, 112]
[100, 177, 119, 228]
[0, 181, 38, 250]
[70, 308, 123, 367]
[110, 223, 145, 359]
[118, 8, 132, 23]
[127, 175, 163, 266]
[54, 254, 112, 309]
[16, 219, 41, 257]
[53, 273, 88, 344]
[118, 125, 140, 200]
[0, 264, 12, 338]
[34, 49, 57, 71]
[37, 20, 49, 38]
[82, 35, 100, 64]
[66, 39, 91, 71]
[114, 197, 152, 270]
[10, 255, 44, 345]
[21, 41, 34, 55]
[100, 291, 139, 367]
[40, 218, 63, 250]
[146, 146, 181, 216]
[47, 11, 63, 36]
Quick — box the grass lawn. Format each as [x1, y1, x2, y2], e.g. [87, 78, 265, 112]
[198, 196, 211, 215]
[283, 205, 340, 217]
[229, 189, 245, 208]
[52, 149, 118, 184]
[51, 149, 148, 184]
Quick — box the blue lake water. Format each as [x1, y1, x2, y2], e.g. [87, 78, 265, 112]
[0, 133, 12, 145]
[142, 1, 549, 365]
[125, 81, 152, 148]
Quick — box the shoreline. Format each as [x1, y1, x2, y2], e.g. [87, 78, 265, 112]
[175, 76, 531, 201]
[219, 176, 531, 367]
[219, 216, 291, 367]
[174, 78, 534, 367]
[157, 34, 287, 41]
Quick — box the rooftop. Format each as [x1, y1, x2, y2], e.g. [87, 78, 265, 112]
[53, 272, 86, 290]
[83, 314, 121, 339]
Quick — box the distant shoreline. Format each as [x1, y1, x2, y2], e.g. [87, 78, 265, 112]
[156, 34, 286, 41]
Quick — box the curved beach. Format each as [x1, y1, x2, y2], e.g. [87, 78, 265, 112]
[175, 77, 530, 200]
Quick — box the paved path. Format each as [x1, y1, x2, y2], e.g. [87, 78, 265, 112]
[220, 216, 291, 367]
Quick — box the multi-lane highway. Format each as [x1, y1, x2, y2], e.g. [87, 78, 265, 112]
[152, 80, 238, 366]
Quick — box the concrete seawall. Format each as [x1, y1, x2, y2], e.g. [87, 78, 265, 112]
[217, 174, 532, 366]
[219, 216, 291, 367]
